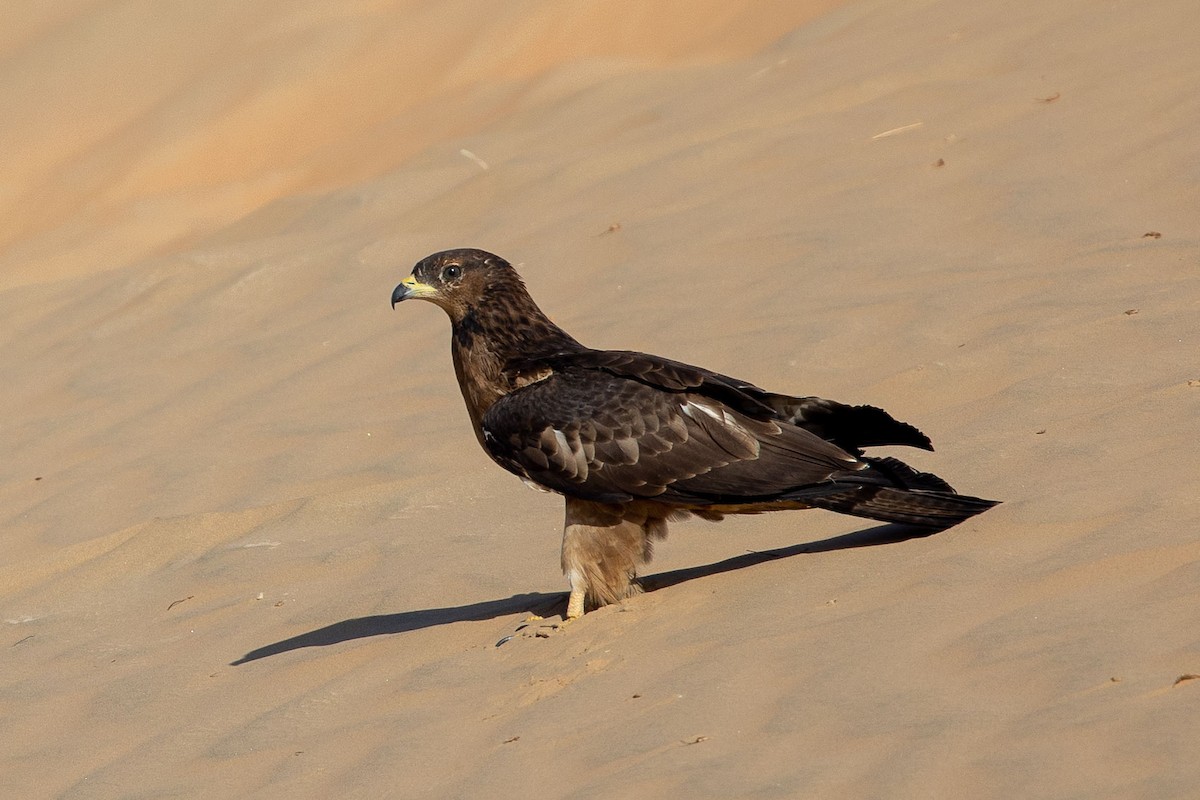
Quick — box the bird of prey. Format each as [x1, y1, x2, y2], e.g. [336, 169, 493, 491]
[391, 248, 997, 619]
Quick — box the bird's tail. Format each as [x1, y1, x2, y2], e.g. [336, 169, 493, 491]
[803, 485, 999, 530]
[798, 457, 999, 530]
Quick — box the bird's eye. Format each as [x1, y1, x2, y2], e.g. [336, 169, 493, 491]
[442, 265, 462, 281]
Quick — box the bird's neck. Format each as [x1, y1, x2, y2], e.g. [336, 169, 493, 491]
[449, 289, 583, 427]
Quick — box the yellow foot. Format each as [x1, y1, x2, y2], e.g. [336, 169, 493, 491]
[566, 587, 586, 620]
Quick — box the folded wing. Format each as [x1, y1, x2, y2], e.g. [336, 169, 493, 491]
[481, 362, 870, 505]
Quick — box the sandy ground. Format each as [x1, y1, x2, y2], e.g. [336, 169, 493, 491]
[3, 1, 1199, 797]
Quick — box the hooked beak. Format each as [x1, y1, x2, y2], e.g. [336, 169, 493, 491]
[391, 274, 437, 308]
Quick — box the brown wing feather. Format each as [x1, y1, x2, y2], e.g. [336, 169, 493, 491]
[513, 349, 932, 453]
[481, 365, 866, 505]
[510, 350, 778, 418]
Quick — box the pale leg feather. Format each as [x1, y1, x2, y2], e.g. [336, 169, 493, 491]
[561, 498, 667, 617]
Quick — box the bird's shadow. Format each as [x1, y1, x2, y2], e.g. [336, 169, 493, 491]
[231, 523, 936, 665]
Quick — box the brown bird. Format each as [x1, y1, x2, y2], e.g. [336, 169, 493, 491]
[391, 248, 997, 619]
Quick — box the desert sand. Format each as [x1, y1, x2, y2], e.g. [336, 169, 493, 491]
[2, 1, 1198, 797]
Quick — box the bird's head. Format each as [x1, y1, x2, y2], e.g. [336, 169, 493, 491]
[392, 248, 581, 354]
[391, 248, 522, 322]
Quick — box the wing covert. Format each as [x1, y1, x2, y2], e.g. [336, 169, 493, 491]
[481, 364, 865, 506]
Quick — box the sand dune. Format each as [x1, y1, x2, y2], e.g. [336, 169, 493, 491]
[3, 1, 1199, 797]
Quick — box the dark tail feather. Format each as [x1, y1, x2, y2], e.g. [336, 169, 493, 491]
[804, 484, 999, 530]
[862, 456, 956, 493]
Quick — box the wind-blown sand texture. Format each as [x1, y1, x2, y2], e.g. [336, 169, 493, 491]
[3, 1, 1198, 797]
